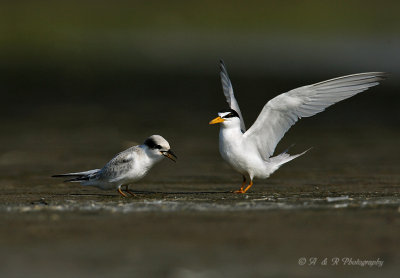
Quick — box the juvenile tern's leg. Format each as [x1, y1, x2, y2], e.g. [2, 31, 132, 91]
[233, 176, 247, 193]
[124, 185, 136, 197]
[117, 184, 128, 197]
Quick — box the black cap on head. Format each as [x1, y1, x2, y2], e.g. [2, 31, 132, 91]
[144, 138, 162, 149]
[218, 108, 240, 118]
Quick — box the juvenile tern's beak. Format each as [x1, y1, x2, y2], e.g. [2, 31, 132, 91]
[162, 150, 177, 162]
[209, 116, 225, 124]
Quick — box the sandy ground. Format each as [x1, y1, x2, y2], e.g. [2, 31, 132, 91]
[1, 75, 399, 277]
[0, 187, 399, 278]
[1, 128, 399, 278]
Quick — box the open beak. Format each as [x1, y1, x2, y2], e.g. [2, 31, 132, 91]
[162, 150, 177, 162]
[209, 116, 225, 125]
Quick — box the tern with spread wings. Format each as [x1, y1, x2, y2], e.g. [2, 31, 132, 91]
[210, 60, 386, 193]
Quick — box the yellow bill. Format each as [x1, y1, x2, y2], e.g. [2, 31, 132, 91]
[209, 116, 225, 125]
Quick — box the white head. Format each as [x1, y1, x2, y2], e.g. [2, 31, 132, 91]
[143, 135, 177, 162]
[209, 108, 241, 129]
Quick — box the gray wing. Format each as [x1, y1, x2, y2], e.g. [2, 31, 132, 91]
[52, 169, 100, 182]
[220, 60, 246, 132]
[244, 72, 387, 158]
[97, 147, 136, 182]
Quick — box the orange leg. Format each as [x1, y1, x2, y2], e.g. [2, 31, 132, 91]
[118, 186, 128, 197]
[124, 185, 136, 197]
[233, 176, 247, 194]
[242, 180, 254, 193]
[234, 180, 253, 194]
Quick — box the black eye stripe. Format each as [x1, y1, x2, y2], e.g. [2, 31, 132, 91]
[144, 138, 158, 149]
[218, 108, 239, 119]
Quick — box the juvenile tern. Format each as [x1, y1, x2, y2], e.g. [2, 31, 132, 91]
[210, 60, 386, 193]
[52, 135, 177, 197]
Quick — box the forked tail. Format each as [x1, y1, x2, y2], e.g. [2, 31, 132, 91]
[268, 147, 311, 173]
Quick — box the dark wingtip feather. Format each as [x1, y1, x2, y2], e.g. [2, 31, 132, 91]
[219, 59, 230, 77]
[63, 177, 85, 182]
[379, 72, 390, 80]
[368, 72, 389, 82]
[52, 173, 80, 178]
[219, 59, 226, 72]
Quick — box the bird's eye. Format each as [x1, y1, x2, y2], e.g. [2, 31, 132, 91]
[156, 145, 162, 149]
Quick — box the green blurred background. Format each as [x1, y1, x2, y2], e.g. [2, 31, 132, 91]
[1, 0, 399, 180]
[2, 0, 400, 76]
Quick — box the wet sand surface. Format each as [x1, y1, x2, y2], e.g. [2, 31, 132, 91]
[1, 75, 399, 277]
[1, 185, 399, 278]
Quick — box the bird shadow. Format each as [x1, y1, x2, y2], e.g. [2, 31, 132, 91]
[67, 190, 233, 197]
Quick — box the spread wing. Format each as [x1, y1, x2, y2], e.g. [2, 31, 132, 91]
[220, 60, 246, 132]
[243, 72, 387, 158]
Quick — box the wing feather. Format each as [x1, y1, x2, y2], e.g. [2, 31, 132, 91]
[244, 72, 387, 158]
[98, 147, 136, 182]
[219, 60, 246, 132]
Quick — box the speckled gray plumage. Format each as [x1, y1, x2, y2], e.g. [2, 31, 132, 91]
[95, 146, 140, 182]
[52, 135, 174, 193]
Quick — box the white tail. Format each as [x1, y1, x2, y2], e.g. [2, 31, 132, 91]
[268, 148, 311, 173]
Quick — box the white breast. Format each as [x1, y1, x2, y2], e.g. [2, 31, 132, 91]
[219, 127, 267, 178]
